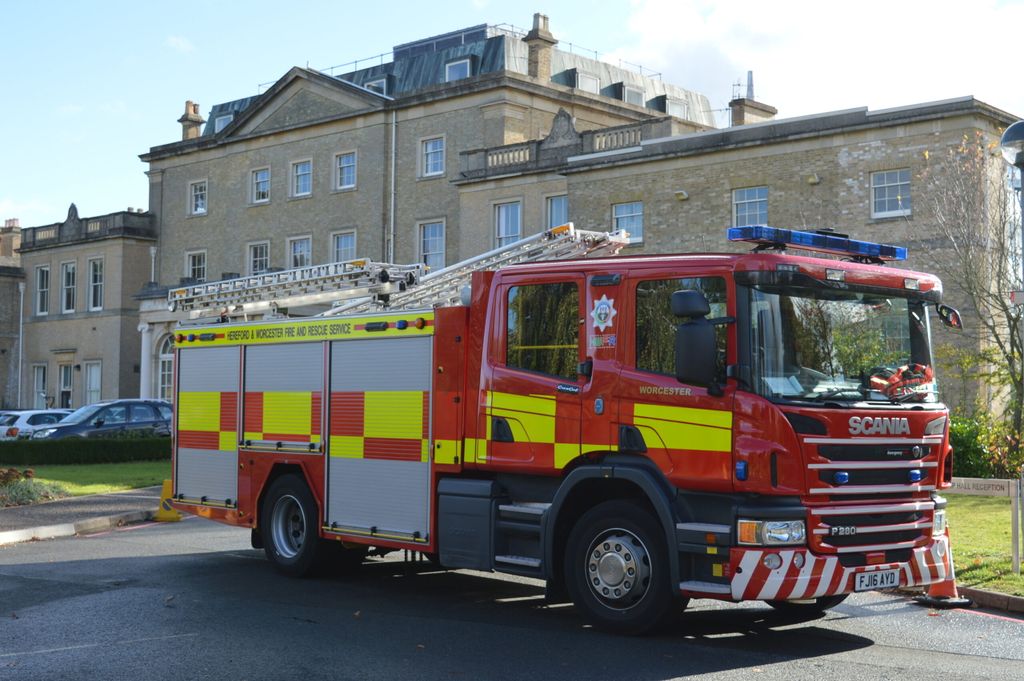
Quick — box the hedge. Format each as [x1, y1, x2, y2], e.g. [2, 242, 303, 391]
[0, 437, 171, 466]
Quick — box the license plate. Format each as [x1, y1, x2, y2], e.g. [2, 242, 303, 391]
[854, 568, 900, 592]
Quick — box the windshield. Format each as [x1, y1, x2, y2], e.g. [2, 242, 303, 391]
[60, 403, 105, 425]
[748, 285, 935, 404]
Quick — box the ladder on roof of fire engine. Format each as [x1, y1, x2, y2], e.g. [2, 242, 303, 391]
[168, 223, 629, 321]
[324, 223, 629, 316]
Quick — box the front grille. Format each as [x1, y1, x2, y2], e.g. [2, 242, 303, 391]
[808, 501, 934, 555]
[818, 444, 931, 462]
[817, 469, 926, 486]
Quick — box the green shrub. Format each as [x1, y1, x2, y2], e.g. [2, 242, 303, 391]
[949, 415, 1024, 479]
[949, 416, 991, 478]
[0, 478, 68, 507]
[0, 437, 171, 466]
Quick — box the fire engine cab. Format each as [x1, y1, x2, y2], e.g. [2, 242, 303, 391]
[169, 224, 963, 634]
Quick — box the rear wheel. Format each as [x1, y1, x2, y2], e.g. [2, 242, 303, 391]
[766, 593, 849, 613]
[564, 500, 676, 635]
[261, 474, 328, 577]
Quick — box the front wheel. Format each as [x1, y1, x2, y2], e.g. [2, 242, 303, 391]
[564, 500, 676, 635]
[260, 473, 327, 577]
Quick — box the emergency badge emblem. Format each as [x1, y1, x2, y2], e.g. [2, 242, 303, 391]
[590, 295, 617, 332]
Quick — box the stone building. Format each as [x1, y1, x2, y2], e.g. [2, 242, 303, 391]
[19, 205, 156, 409]
[461, 97, 1015, 270]
[136, 14, 713, 397]
[0, 219, 24, 408]
[458, 96, 1018, 410]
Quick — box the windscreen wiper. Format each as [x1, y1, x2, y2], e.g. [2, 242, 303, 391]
[806, 388, 866, 401]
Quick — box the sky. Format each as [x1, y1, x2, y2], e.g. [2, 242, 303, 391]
[2, 0, 1023, 228]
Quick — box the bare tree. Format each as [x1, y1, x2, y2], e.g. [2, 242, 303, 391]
[924, 131, 1023, 443]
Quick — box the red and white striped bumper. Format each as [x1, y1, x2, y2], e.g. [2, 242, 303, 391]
[728, 535, 950, 601]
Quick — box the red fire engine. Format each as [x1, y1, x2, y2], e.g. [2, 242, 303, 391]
[169, 224, 963, 634]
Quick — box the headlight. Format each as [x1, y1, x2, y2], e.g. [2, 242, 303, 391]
[33, 428, 57, 439]
[738, 519, 807, 546]
[932, 509, 947, 537]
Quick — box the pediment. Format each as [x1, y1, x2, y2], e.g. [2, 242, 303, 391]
[228, 70, 384, 137]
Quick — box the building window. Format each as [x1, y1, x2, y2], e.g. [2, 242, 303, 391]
[336, 152, 356, 190]
[495, 201, 521, 247]
[420, 221, 445, 271]
[506, 282, 580, 380]
[248, 242, 270, 275]
[214, 114, 232, 133]
[445, 59, 471, 82]
[35, 265, 49, 316]
[613, 201, 644, 244]
[88, 258, 103, 311]
[422, 137, 445, 177]
[288, 236, 312, 269]
[623, 85, 644, 107]
[871, 169, 912, 218]
[58, 363, 73, 409]
[576, 72, 600, 94]
[291, 160, 312, 197]
[186, 251, 207, 282]
[666, 98, 688, 119]
[251, 167, 270, 203]
[32, 364, 47, 409]
[158, 336, 174, 401]
[547, 195, 568, 228]
[60, 262, 76, 313]
[189, 180, 207, 215]
[733, 186, 768, 226]
[84, 361, 101, 404]
[333, 231, 356, 262]
[365, 78, 387, 95]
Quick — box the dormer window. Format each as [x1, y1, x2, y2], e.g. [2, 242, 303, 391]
[214, 114, 233, 133]
[445, 58, 471, 82]
[576, 72, 600, 94]
[666, 98, 688, 119]
[366, 78, 388, 95]
[622, 85, 644, 107]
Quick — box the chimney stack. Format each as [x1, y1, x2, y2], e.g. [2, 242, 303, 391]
[523, 13, 557, 81]
[3, 218, 19, 230]
[728, 71, 777, 127]
[178, 100, 205, 140]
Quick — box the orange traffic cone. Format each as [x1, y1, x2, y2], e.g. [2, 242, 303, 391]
[913, 527, 972, 609]
[153, 479, 183, 522]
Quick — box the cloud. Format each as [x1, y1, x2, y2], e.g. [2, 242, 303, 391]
[615, 0, 1024, 121]
[166, 35, 195, 54]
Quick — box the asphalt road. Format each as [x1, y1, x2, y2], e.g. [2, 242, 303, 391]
[1, 517, 1022, 681]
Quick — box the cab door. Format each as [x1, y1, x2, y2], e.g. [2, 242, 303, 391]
[617, 269, 736, 492]
[480, 272, 585, 472]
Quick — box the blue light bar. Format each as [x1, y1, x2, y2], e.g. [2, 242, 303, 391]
[727, 225, 907, 261]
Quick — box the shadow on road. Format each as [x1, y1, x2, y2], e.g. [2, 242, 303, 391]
[3, 542, 879, 680]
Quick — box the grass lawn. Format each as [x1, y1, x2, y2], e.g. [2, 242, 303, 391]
[947, 494, 1024, 597]
[3, 460, 171, 497]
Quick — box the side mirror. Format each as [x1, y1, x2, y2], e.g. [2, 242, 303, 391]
[673, 290, 719, 392]
[936, 304, 963, 330]
[94, 418, 105, 428]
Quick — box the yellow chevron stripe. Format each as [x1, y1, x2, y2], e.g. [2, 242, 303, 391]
[633, 403, 733, 429]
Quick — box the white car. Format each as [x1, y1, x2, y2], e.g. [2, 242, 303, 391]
[0, 410, 73, 440]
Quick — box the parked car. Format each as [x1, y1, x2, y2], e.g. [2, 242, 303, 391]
[0, 410, 72, 440]
[32, 399, 172, 440]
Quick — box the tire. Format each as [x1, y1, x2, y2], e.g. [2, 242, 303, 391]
[260, 474, 327, 577]
[766, 593, 849, 614]
[564, 500, 676, 635]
